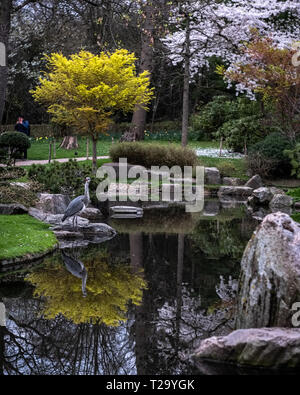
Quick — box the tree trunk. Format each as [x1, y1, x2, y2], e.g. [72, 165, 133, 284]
[92, 136, 98, 175]
[125, 3, 154, 142]
[86, 137, 89, 160]
[0, 0, 11, 125]
[60, 135, 79, 150]
[48, 140, 52, 163]
[182, 20, 191, 148]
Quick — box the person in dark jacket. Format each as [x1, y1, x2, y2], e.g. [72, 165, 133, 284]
[15, 116, 30, 159]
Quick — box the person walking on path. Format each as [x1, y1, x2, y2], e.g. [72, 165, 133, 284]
[15, 116, 30, 159]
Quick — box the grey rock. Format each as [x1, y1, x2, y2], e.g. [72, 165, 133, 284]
[29, 208, 89, 226]
[270, 194, 294, 208]
[252, 187, 274, 204]
[236, 213, 300, 329]
[251, 207, 271, 222]
[270, 206, 293, 216]
[35, 194, 71, 215]
[218, 186, 253, 199]
[245, 174, 263, 189]
[53, 231, 84, 240]
[0, 204, 28, 215]
[205, 167, 221, 185]
[223, 177, 244, 186]
[249, 187, 286, 207]
[79, 207, 103, 220]
[270, 187, 285, 196]
[54, 223, 117, 249]
[193, 328, 300, 370]
[294, 201, 300, 210]
[9, 182, 31, 190]
[247, 196, 256, 207]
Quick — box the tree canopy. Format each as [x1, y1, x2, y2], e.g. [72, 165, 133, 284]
[31, 49, 153, 170]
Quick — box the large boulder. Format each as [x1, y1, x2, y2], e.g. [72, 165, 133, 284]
[245, 174, 263, 190]
[252, 187, 274, 204]
[193, 328, 300, 372]
[270, 194, 294, 209]
[205, 168, 221, 185]
[236, 212, 300, 329]
[35, 194, 71, 215]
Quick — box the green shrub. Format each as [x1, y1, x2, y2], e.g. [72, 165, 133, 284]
[246, 152, 277, 179]
[0, 183, 41, 207]
[248, 133, 293, 178]
[0, 132, 31, 164]
[110, 142, 198, 169]
[191, 96, 262, 141]
[284, 144, 300, 179]
[28, 160, 97, 202]
[191, 96, 232, 140]
[0, 167, 26, 181]
[218, 162, 237, 177]
[215, 115, 265, 153]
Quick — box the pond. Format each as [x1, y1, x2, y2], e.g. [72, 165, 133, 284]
[0, 203, 258, 375]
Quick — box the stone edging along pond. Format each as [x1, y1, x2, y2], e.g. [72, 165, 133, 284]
[0, 245, 59, 267]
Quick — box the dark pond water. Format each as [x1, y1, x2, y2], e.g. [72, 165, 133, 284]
[0, 203, 258, 375]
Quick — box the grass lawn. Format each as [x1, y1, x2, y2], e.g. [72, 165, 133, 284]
[0, 215, 57, 260]
[28, 137, 112, 160]
[27, 137, 220, 161]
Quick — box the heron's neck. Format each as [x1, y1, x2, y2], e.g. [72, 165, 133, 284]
[85, 182, 90, 203]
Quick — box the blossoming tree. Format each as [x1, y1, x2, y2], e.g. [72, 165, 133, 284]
[163, 0, 300, 146]
[218, 32, 300, 141]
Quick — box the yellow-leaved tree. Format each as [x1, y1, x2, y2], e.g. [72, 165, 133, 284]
[31, 49, 153, 173]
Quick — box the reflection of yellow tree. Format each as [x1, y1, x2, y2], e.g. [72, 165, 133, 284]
[26, 250, 147, 326]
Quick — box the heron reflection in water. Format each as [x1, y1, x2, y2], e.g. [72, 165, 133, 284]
[61, 250, 88, 298]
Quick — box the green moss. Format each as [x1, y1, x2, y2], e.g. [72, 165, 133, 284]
[0, 215, 57, 260]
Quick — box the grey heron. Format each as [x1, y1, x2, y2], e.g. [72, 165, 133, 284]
[61, 251, 88, 297]
[62, 177, 91, 229]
